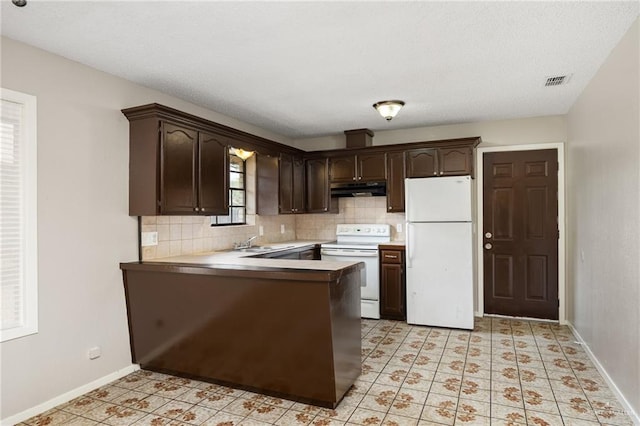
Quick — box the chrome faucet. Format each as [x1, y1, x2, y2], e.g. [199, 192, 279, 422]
[234, 235, 258, 249]
[245, 235, 258, 247]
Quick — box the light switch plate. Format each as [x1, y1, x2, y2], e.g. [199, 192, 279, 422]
[259, 225, 264, 236]
[141, 232, 158, 246]
[280, 224, 285, 234]
[396, 223, 403, 233]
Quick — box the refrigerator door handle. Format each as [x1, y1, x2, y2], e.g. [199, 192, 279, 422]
[406, 222, 412, 268]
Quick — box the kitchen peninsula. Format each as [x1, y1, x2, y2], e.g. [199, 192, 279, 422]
[120, 243, 363, 408]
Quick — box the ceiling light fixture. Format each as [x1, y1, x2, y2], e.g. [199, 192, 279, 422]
[373, 100, 405, 121]
[229, 147, 254, 161]
[12, 0, 27, 7]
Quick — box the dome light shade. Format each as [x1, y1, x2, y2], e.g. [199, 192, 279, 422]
[373, 100, 405, 121]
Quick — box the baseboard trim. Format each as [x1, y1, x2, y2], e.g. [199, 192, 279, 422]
[567, 322, 640, 425]
[1, 364, 139, 426]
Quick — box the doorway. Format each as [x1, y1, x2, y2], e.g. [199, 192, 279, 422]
[480, 147, 562, 321]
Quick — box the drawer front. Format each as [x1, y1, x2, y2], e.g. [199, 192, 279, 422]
[381, 250, 402, 264]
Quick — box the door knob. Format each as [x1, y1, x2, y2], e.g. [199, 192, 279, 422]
[485, 232, 492, 239]
[484, 243, 493, 250]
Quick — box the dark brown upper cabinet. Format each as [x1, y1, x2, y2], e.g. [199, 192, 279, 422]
[279, 154, 306, 214]
[123, 103, 304, 217]
[161, 123, 228, 215]
[439, 146, 473, 176]
[197, 131, 230, 215]
[406, 145, 473, 178]
[329, 152, 386, 182]
[405, 148, 438, 178]
[306, 157, 337, 213]
[329, 156, 356, 183]
[386, 151, 405, 213]
[126, 118, 228, 216]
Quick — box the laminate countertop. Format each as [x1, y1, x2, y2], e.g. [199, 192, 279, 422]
[122, 240, 366, 275]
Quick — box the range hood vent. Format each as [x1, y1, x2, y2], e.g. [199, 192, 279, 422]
[330, 181, 386, 197]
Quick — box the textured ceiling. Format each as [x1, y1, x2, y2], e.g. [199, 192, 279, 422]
[1, 1, 638, 139]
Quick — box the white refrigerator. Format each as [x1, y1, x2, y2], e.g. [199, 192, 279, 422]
[405, 176, 474, 330]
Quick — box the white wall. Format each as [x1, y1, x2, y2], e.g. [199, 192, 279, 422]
[0, 37, 291, 421]
[566, 18, 639, 415]
[294, 115, 566, 150]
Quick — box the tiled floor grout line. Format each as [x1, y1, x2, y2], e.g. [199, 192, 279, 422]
[20, 317, 636, 426]
[530, 321, 567, 426]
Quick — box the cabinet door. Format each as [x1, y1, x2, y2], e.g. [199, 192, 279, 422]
[279, 154, 294, 214]
[198, 131, 229, 215]
[406, 148, 438, 178]
[329, 155, 357, 182]
[380, 263, 405, 320]
[439, 147, 473, 176]
[386, 151, 405, 212]
[160, 122, 198, 214]
[358, 152, 386, 181]
[306, 158, 332, 213]
[292, 157, 306, 213]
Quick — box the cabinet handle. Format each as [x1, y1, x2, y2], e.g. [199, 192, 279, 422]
[384, 255, 398, 259]
[200, 208, 205, 212]
[352, 177, 356, 181]
[388, 206, 392, 210]
[194, 207, 199, 212]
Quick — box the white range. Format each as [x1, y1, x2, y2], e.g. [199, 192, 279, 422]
[320, 224, 391, 319]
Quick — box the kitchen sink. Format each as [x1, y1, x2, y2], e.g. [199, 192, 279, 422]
[234, 246, 274, 253]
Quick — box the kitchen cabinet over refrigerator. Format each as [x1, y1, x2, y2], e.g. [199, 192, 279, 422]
[405, 176, 474, 330]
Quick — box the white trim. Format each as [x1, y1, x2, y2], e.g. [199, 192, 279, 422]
[567, 322, 640, 425]
[0, 88, 38, 342]
[0, 364, 139, 426]
[475, 142, 567, 324]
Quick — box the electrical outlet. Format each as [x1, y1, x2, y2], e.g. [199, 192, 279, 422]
[141, 232, 158, 246]
[396, 223, 403, 233]
[280, 224, 285, 234]
[88, 346, 101, 360]
[259, 225, 264, 236]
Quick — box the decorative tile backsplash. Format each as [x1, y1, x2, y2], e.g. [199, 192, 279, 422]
[296, 197, 406, 241]
[140, 214, 296, 260]
[140, 197, 405, 260]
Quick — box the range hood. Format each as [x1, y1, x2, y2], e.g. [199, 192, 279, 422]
[330, 181, 387, 197]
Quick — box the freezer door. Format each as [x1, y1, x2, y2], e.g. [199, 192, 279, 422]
[406, 222, 474, 329]
[405, 176, 472, 222]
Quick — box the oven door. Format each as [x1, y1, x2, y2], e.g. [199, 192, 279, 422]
[320, 248, 380, 301]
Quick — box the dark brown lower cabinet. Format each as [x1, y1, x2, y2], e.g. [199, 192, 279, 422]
[120, 261, 363, 408]
[379, 247, 406, 320]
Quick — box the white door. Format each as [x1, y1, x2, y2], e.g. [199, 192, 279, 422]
[405, 176, 472, 222]
[406, 222, 474, 329]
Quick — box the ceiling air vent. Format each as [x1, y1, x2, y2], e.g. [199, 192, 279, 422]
[544, 75, 571, 87]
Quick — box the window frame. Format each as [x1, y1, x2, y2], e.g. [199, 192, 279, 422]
[211, 151, 246, 226]
[0, 88, 38, 343]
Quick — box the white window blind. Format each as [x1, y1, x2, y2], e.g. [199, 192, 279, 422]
[0, 89, 37, 342]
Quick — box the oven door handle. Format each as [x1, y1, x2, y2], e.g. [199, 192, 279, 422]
[321, 249, 379, 257]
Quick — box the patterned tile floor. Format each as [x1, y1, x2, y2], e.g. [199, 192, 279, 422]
[20, 317, 634, 426]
